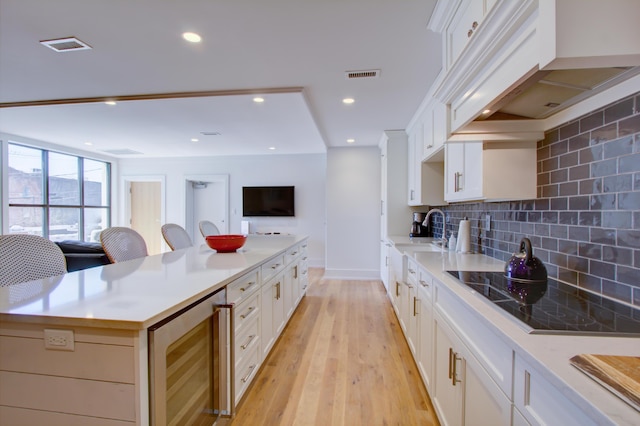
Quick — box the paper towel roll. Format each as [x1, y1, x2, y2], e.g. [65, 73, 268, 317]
[455, 218, 471, 253]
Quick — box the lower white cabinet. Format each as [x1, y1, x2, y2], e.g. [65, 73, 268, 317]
[416, 268, 434, 391]
[513, 354, 598, 426]
[433, 312, 512, 426]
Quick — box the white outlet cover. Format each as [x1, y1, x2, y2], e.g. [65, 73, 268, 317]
[44, 329, 75, 351]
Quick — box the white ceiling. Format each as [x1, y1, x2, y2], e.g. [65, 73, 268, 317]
[0, 0, 441, 158]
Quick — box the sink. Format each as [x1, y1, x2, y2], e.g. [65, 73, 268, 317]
[430, 240, 447, 249]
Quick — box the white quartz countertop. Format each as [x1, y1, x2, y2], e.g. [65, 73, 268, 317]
[388, 235, 640, 426]
[0, 235, 307, 330]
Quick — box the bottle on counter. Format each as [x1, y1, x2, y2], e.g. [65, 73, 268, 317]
[448, 232, 457, 252]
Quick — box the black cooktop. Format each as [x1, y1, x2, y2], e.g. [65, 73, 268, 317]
[446, 271, 640, 336]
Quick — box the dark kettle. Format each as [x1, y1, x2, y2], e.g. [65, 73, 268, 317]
[504, 237, 547, 283]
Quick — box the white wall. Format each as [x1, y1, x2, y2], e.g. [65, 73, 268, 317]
[117, 153, 327, 267]
[325, 146, 381, 279]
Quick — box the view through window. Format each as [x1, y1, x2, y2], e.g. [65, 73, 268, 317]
[7, 143, 111, 242]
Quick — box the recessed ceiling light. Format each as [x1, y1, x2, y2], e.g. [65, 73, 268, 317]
[182, 32, 202, 43]
[347, 138, 355, 144]
[268, 147, 276, 150]
[253, 97, 265, 103]
[84, 142, 93, 146]
[342, 98, 355, 104]
[482, 109, 491, 115]
[105, 101, 117, 106]
[191, 138, 199, 142]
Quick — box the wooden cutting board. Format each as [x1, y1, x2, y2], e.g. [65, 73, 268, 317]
[570, 354, 640, 412]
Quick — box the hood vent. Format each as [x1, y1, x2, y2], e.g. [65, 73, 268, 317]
[345, 69, 380, 79]
[40, 37, 92, 52]
[479, 66, 640, 121]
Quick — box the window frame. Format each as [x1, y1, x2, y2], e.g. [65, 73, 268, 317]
[7, 142, 111, 241]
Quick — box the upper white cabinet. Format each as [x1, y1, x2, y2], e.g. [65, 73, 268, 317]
[445, 0, 498, 70]
[444, 140, 537, 203]
[379, 131, 412, 236]
[406, 100, 446, 206]
[429, 0, 640, 133]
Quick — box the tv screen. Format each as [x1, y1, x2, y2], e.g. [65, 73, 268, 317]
[242, 186, 295, 217]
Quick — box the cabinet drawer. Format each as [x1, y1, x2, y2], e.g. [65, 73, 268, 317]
[514, 354, 598, 426]
[233, 291, 260, 334]
[406, 258, 419, 286]
[285, 244, 301, 265]
[234, 316, 260, 368]
[417, 267, 433, 300]
[234, 343, 260, 403]
[261, 255, 285, 283]
[435, 280, 512, 396]
[227, 269, 260, 305]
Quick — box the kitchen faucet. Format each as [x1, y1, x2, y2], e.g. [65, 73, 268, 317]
[422, 208, 447, 247]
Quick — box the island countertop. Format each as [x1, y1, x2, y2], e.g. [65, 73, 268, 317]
[0, 234, 308, 330]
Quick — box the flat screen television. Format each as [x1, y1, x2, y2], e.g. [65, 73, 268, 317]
[242, 186, 295, 217]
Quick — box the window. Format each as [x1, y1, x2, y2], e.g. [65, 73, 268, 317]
[8, 143, 111, 242]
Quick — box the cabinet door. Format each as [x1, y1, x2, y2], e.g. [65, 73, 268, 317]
[405, 281, 418, 355]
[445, 143, 465, 201]
[417, 273, 433, 391]
[514, 354, 599, 426]
[463, 142, 483, 199]
[260, 281, 274, 358]
[462, 347, 512, 426]
[408, 128, 421, 205]
[433, 316, 463, 426]
[447, 0, 484, 68]
[272, 275, 285, 336]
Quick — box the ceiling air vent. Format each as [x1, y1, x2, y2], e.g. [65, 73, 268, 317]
[345, 69, 380, 79]
[200, 131, 222, 136]
[40, 37, 92, 52]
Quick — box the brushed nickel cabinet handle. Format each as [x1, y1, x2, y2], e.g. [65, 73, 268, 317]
[241, 365, 256, 383]
[396, 281, 400, 297]
[413, 297, 418, 316]
[293, 265, 298, 279]
[472, 21, 478, 29]
[467, 29, 473, 38]
[419, 279, 429, 287]
[241, 334, 256, 350]
[240, 306, 255, 319]
[271, 263, 280, 270]
[275, 282, 281, 300]
[524, 370, 531, 406]
[240, 281, 255, 292]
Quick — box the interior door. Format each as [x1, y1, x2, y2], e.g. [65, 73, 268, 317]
[185, 175, 229, 244]
[130, 181, 162, 255]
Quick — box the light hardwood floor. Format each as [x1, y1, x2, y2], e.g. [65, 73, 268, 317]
[230, 268, 440, 426]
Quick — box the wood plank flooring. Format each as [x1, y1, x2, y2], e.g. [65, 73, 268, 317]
[230, 269, 440, 426]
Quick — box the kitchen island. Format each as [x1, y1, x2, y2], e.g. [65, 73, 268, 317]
[0, 234, 308, 425]
[388, 236, 640, 426]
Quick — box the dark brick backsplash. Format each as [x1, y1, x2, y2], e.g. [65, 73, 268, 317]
[431, 92, 640, 307]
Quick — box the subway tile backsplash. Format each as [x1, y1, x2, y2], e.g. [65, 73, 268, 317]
[431, 92, 640, 307]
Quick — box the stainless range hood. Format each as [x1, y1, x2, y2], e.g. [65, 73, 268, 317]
[476, 66, 640, 121]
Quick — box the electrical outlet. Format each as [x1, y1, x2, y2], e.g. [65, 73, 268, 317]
[485, 214, 491, 231]
[44, 329, 75, 351]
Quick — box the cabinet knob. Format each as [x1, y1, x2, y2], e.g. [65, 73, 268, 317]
[467, 29, 473, 38]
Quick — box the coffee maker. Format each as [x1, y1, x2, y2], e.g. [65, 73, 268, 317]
[410, 212, 430, 237]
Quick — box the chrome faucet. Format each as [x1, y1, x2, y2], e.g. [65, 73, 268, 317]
[422, 208, 447, 246]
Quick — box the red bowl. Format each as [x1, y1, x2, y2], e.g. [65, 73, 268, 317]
[205, 234, 247, 252]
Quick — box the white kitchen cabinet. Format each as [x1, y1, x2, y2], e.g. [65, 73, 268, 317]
[404, 258, 420, 355]
[433, 312, 512, 426]
[388, 245, 405, 317]
[380, 131, 413, 285]
[416, 267, 434, 391]
[380, 240, 392, 291]
[513, 354, 598, 426]
[445, 0, 497, 70]
[444, 140, 537, 202]
[422, 100, 447, 161]
[430, 0, 640, 133]
[407, 103, 446, 207]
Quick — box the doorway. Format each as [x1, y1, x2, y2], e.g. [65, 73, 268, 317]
[123, 176, 165, 255]
[185, 175, 229, 245]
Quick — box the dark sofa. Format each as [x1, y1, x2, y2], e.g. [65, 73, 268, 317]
[55, 240, 111, 272]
